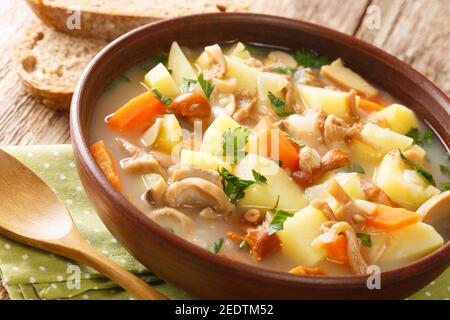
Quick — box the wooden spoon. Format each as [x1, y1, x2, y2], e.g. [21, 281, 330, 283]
[0, 148, 166, 300]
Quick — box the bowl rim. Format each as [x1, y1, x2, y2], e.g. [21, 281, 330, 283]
[71, 12, 450, 289]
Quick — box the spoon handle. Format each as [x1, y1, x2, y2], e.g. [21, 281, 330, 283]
[73, 240, 167, 300]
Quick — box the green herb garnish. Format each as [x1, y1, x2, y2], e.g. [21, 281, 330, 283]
[140, 53, 168, 71]
[348, 164, 366, 174]
[268, 196, 294, 235]
[219, 127, 249, 164]
[267, 91, 293, 117]
[271, 66, 296, 75]
[423, 129, 434, 145]
[104, 75, 131, 92]
[441, 183, 450, 190]
[357, 233, 372, 248]
[252, 169, 268, 184]
[198, 73, 215, 99]
[239, 241, 248, 250]
[218, 167, 266, 203]
[406, 128, 422, 145]
[440, 165, 450, 175]
[286, 134, 305, 147]
[399, 150, 436, 186]
[209, 237, 224, 254]
[182, 78, 198, 94]
[245, 43, 264, 57]
[151, 88, 172, 105]
[293, 48, 330, 68]
[445, 152, 450, 160]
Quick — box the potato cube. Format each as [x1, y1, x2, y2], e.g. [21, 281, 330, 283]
[180, 149, 232, 171]
[144, 63, 180, 98]
[360, 123, 413, 155]
[200, 113, 240, 156]
[375, 104, 418, 135]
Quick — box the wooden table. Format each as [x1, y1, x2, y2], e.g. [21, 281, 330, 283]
[0, 0, 449, 299]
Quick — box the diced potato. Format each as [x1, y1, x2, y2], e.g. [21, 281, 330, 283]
[375, 104, 418, 134]
[226, 42, 251, 60]
[257, 72, 288, 101]
[195, 51, 210, 71]
[297, 84, 354, 121]
[168, 41, 202, 94]
[200, 113, 240, 156]
[321, 58, 378, 97]
[153, 114, 183, 154]
[360, 123, 413, 155]
[225, 56, 259, 94]
[144, 63, 180, 98]
[277, 206, 328, 267]
[376, 222, 443, 268]
[408, 144, 426, 159]
[266, 51, 297, 69]
[234, 154, 308, 211]
[180, 149, 232, 171]
[374, 151, 441, 210]
[349, 138, 384, 165]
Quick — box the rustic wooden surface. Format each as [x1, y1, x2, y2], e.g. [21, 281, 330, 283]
[0, 0, 449, 299]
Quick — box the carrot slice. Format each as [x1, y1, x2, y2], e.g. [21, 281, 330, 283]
[90, 140, 122, 191]
[258, 128, 300, 171]
[365, 205, 419, 231]
[358, 98, 385, 112]
[324, 234, 348, 264]
[289, 266, 326, 276]
[107, 91, 166, 132]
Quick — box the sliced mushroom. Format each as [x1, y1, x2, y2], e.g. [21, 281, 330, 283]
[310, 199, 336, 221]
[147, 207, 193, 239]
[144, 177, 168, 206]
[141, 117, 163, 147]
[116, 138, 141, 155]
[199, 207, 222, 219]
[233, 90, 256, 122]
[299, 146, 321, 174]
[204, 44, 227, 80]
[284, 80, 305, 114]
[243, 208, 263, 225]
[165, 177, 235, 214]
[170, 165, 222, 187]
[360, 179, 399, 207]
[323, 115, 359, 150]
[417, 191, 450, 228]
[120, 153, 165, 177]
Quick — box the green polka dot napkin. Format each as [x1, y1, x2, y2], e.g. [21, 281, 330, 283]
[0, 145, 448, 300]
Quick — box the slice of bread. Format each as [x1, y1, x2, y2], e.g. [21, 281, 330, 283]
[14, 23, 107, 110]
[26, 0, 251, 41]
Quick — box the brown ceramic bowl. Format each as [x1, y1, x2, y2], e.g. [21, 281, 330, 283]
[70, 13, 450, 299]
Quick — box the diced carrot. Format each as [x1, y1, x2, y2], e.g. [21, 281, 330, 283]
[358, 98, 385, 112]
[90, 140, 122, 191]
[289, 266, 326, 276]
[258, 128, 299, 171]
[107, 91, 166, 132]
[324, 234, 348, 264]
[365, 205, 419, 231]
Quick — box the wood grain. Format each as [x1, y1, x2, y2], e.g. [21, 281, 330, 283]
[0, 0, 448, 300]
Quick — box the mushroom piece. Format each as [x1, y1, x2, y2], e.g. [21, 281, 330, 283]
[232, 90, 256, 122]
[299, 146, 321, 174]
[147, 207, 193, 239]
[141, 117, 163, 147]
[266, 50, 298, 69]
[170, 165, 222, 187]
[360, 179, 399, 207]
[204, 44, 227, 80]
[312, 221, 369, 275]
[417, 191, 450, 228]
[116, 138, 141, 155]
[284, 80, 305, 114]
[165, 177, 235, 214]
[310, 199, 336, 221]
[120, 153, 165, 177]
[143, 176, 168, 206]
[322, 115, 360, 151]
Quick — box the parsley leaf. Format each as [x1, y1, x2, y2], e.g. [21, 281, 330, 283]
[399, 150, 436, 186]
[104, 75, 131, 92]
[219, 127, 249, 164]
[271, 66, 296, 75]
[445, 152, 450, 160]
[245, 43, 264, 57]
[423, 129, 433, 145]
[286, 134, 305, 147]
[252, 169, 268, 184]
[293, 48, 330, 68]
[268, 196, 294, 235]
[209, 237, 224, 254]
[198, 73, 215, 99]
[267, 91, 293, 117]
[441, 183, 450, 190]
[151, 88, 172, 105]
[440, 165, 450, 175]
[140, 53, 168, 71]
[239, 241, 248, 250]
[348, 164, 366, 174]
[406, 128, 422, 145]
[218, 167, 265, 203]
[357, 233, 372, 248]
[182, 78, 198, 94]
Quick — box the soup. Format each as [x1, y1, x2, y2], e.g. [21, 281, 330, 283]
[89, 41, 449, 276]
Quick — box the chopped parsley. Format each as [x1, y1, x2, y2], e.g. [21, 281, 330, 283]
[239, 240, 248, 250]
[423, 129, 434, 145]
[218, 167, 267, 204]
[271, 66, 296, 75]
[209, 237, 224, 254]
[198, 73, 215, 99]
[151, 88, 172, 105]
[357, 233, 372, 248]
[267, 91, 293, 117]
[441, 183, 450, 190]
[286, 134, 305, 147]
[440, 165, 450, 175]
[245, 43, 264, 57]
[268, 196, 294, 235]
[104, 75, 131, 92]
[406, 127, 434, 146]
[219, 127, 249, 163]
[399, 150, 436, 186]
[140, 53, 168, 71]
[182, 78, 198, 94]
[348, 164, 366, 174]
[293, 48, 330, 68]
[445, 152, 450, 160]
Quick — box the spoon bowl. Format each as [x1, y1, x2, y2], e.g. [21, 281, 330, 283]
[0, 148, 166, 300]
